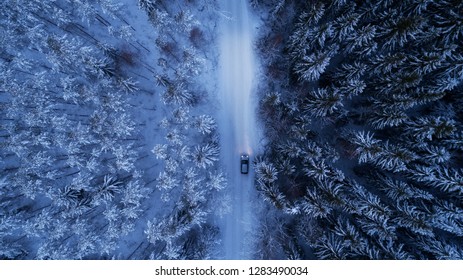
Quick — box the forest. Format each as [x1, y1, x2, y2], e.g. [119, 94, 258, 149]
[1, 0, 225, 259]
[1, 0, 463, 260]
[253, 0, 463, 259]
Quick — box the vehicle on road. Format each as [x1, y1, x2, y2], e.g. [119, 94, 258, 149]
[240, 154, 249, 174]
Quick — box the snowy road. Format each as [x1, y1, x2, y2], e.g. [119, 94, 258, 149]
[218, 0, 259, 259]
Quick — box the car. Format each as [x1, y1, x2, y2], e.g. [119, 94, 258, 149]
[240, 154, 249, 174]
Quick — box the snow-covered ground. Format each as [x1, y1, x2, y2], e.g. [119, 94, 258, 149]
[217, 0, 261, 259]
[1, 0, 267, 259]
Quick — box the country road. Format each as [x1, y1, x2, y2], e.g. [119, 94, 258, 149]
[217, 0, 259, 259]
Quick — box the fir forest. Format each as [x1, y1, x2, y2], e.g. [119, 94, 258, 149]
[1, 0, 462, 260]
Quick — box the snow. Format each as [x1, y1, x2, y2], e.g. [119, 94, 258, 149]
[217, 0, 262, 259]
[109, 0, 227, 259]
[1, 0, 267, 259]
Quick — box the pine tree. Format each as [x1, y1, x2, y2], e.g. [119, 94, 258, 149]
[370, 107, 408, 129]
[344, 25, 376, 55]
[433, 2, 463, 42]
[357, 215, 397, 244]
[338, 78, 366, 99]
[162, 82, 194, 106]
[372, 52, 407, 75]
[350, 131, 382, 164]
[302, 188, 332, 219]
[152, 144, 168, 160]
[313, 233, 348, 260]
[415, 235, 463, 260]
[156, 171, 178, 191]
[298, 2, 325, 27]
[93, 175, 122, 204]
[374, 142, 416, 172]
[191, 143, 219, 169]
[255, 161, 279, 184]
[430, 200, 463, 236]
[294, 48, 336, 82]
[332, 216, 367, 256]
[192, 115, 216, 135]
[394, 202, 434, 237]
[303, 87, 344, 118]
[380, 15, 426, 50]
[206, 172, 227, 191]
[333, 10, 359, 41]
[138, 0, 157, 13]
[303, 159, 334, 181]
[352, 182, 392, 220]
[405, 117, 456, 141]
[421, 145, 451, 164]
[174, 10, 199, 34]
[378, 176, 433, 202]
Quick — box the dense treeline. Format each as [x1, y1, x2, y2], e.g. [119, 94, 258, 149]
[138, 0, 226, 260]
[0, 0, 223, 259]
[0, 0, 146, 259]
[254, 0, 463, 259]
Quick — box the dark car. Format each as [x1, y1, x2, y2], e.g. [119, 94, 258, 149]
[240, 154, 249, 174]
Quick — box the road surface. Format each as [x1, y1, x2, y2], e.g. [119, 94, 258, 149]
[217, 0, 259, 259]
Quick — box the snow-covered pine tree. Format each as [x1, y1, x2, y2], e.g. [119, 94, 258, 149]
[162, 82, 194, 106]
[293, 48, 337, 82]
[303, 87, 344, 118]
[191, 142, 219, 169]
[405, 116, 456, 141]
[192, 115, 216, 135]
[350, 131, 382, 164]
[313, 233, 348, 260]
